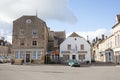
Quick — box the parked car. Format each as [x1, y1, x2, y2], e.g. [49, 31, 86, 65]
[0, 56, 7, 63]
[0, 57, 4, 63]
[68, 59, 80, 67]
[7, 56, 11, 62]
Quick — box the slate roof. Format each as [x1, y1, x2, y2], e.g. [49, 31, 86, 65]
[54, 31, 66, 39]
[69, 32, 82, 37]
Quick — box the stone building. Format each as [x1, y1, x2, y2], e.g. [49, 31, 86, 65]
[12, 15, 66, 64]
[92, 14, 120, 63]
[12, 16, 48, 64]
[112, 14, 120, 64]
[91, 35, 105, 62]
[47, 29, 66, 63]
[0, 37, 11, 58]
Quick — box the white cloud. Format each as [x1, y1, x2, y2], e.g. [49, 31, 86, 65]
[0, 21, 12, 43]
[0, 1, 112, 44]
[66, 28, 112, 42]
[0, 0, 77, 24]
[0, 0, 77, 43]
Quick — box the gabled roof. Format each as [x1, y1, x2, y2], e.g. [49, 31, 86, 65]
[112, 14, 120, 29]
[69, 32, 82, 37]
[48, 31, 55, 41]
[54, 31, 66, 39]
[112, 23, 120, 29]
[13, 15, 45, 23]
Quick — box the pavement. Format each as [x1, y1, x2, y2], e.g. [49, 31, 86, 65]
[0, 63, 120, 80]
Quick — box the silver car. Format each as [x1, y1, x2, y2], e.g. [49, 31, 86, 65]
[0, 57, 4, 63]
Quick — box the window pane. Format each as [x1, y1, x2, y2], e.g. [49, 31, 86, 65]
[52, 55, 54, 60]
[32, 51, 36, 59]
[32, 29, 37, 35]
[15, 51, 19, 59]
[20, 51, 23, 58]
[37, 53, 41, 59]
[37, 51, 41, 59]
[67, 44, 71, 50]
[32, 41, 37, 46]
[20, 29, 24, 35]
[80, 44, 84, 50]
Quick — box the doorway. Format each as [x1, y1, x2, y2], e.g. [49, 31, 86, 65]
[72, 55, 76, 60]
[26, 53, 30, 63]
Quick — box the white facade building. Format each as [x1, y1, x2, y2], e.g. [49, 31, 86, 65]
[92, 14, 120, 63]
[60, 32, 91, 63]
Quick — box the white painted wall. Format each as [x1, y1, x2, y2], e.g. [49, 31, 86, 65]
[112, 23, 120, 34]
[60, 37, 91, 63]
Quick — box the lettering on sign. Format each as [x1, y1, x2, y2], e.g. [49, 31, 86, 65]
[78, 51, 87, 53]
[61, 51, 70, 53]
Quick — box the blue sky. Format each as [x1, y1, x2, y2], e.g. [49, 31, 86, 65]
[0, 0, 120, 43]
[47, 0, 120, 32]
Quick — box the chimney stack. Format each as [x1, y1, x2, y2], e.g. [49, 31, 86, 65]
[87, 35, 89, 41]
[116, 15, 120, 23]
[102, 34, 104, 40]
[96, 37, 98, 41]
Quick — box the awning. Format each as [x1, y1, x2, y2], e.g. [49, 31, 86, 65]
[53, 51, 59, 55]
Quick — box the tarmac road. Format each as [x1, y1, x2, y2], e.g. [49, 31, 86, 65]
[0, 63, 120, 80]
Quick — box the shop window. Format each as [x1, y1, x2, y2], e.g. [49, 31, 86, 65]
[32, 51, 41, 59]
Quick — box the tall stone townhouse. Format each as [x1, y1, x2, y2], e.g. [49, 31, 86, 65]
[92, 14, 120, 64]
[12, 16, 49, 64]
[12, 15, 66, 64]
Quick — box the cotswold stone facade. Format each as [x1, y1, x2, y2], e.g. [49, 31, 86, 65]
[47, 29, 66, 63]
[0, 38, 11, 58]
[92, 14, 120, 64]
[12, 16, 48, 64]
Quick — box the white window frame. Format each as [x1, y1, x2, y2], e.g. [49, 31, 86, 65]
[32, 29, 37, 35]
[32, 51, 41, 59]
[19, 29, 24, 35]
[15, 51, 19, 59]
[15, 51, 23, 59]
[32, 51, 36, 59]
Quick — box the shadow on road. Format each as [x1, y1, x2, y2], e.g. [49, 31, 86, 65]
[80, 61, 117, 67]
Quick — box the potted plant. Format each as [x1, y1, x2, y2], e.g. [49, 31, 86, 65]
[21, 59, 24, 65]
[31, 59, 34, 63]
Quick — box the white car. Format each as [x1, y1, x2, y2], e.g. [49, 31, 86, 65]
[0, 57, 4, 63]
